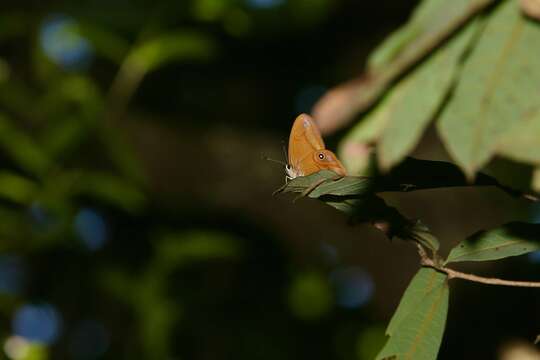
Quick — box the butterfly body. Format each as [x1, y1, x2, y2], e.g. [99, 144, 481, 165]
[286, 114, 347, 180]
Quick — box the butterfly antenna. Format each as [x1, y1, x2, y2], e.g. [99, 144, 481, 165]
[261, 153, 287, 166]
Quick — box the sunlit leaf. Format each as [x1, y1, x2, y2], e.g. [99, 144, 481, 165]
[377, 268, 449, 360]
[368, 0, 483, 71]
[313, 0, 493, 134]
[376, 21, 480, 170]
[437, 0, 540, 177]
[445, 222, 540, 264]
[533, 168, 540, 192]
[343, 20, 479, 170]
[496, 111, 540, 167]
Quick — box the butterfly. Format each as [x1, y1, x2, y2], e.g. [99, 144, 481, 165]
[285, 113, 347, 180]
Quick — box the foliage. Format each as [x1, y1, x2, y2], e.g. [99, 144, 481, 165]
[0, 0, 539, 359]
[282, 2, 540, 358]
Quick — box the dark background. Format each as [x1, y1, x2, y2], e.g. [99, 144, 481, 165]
[0, 1, 539, 359]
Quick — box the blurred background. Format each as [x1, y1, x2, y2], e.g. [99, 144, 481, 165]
[0, 0, 539, 359]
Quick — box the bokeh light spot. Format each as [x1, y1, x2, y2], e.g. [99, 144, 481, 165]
[246, 0, 286, 9]
[330, 267, 374, 309]
[288, 272, 332, 320]
[29, 202, 57, 233]
[4, 336, 29, 360]
[0, 255, 25, 295]
[69, 320, 110, 360]
[40, 14, 93, 70]
[528, 250, 540, 264]
[295, 85, 326, 114]
[223, 9, 251, 37]
[193, 0, 228, 21]
[12, 304, 61, 344]
[356, 325, 387, 360]
[74, 208, 108, 251]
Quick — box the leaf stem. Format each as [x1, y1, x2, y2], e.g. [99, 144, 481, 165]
[416, 244, 540, 288]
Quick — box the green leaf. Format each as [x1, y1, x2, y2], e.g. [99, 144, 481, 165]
[368, 0, 479, 71]
[156, 230, 242, 267]
[0, 12, 27, 41]
[385, 268, 446, 336]
[445, 222, 540, 264]
[307, 175, 373, 198]
[496, 111, 540, 166]
[0, 171, 38, 204]
[42, 118, 89, 159]
[125, 31, 216, 75]
[78, 21, 130, 63]
[58, 171, 145, 212]
[377, 268, 449, 360]
[406, 220, 440, 252]
[313, 0, 493, 135]
[437, 0, 540, 177]
[376, 21, 480, 170]
[533, 168, 540, 192]
[0, 113, 50, 176]
[276, 170, 340, 195]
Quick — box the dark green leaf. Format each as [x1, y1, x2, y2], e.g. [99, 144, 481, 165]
[79, 22, 130, 63]
[385, 268, 447, 336]
[0, 171, 38, 204]
[406, 220, 440, 252]
[62, 171, 145, 212]
[125, 31, 216, 75]
[308, 175, 373, 198]
[0, 113, 50, 176]
[276, 170, 340, 195]
[445, 222, 540, 264]
[377, 268, 449, 360]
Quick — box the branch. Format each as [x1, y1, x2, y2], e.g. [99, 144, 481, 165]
[415, 244, 540, 288]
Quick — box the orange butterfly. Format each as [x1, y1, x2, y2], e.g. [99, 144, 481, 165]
[285, 113, 347, 180]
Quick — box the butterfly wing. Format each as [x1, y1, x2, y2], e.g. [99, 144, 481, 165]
[288, 114, 324, 163]
[287, 114, 346, 178]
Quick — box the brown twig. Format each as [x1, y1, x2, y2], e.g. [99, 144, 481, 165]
[415, 244, 540, 288]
